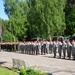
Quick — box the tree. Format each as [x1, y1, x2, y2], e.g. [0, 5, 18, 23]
[64, 4, 75, 37]
[3, 0, 28, 41]
[27, 0, 66, 40]
[27, 0, 43, 40]
[3, 0, 66, 41]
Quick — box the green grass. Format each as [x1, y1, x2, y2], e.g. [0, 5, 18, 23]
[0, 67, 19, 75]
[0, 66, 47, 75]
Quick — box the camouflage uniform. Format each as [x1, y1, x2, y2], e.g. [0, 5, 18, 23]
[53, 41, 58, 58]
[72, 41, 75, 60]
[62, 41, 67, 59]
[58, 41, 62, 58]
[67, 41, 72, 59]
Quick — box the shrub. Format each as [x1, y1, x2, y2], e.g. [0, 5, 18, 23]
[19, 67, 47, 75]
[2, 30, 18, 42]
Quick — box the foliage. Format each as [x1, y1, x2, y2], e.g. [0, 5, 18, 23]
[2, 30, 18, 42]
[0, 67, 19, 75]
[1, 19, 18, 42]
[20, 67, 47, 75]
[3, 0, 28, 41]
[3, 0, 66, 41]
[64, 4, 75, 37]
[27, 0, 66, 40]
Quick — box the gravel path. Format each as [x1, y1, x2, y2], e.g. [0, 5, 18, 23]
[0, 51, 75, 75]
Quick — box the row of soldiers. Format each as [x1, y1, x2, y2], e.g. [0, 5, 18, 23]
[53, 40, 75, 60]
[19, 40, 75, 60]
[0, 42, 18, 52]
[19, 41, 53, 55]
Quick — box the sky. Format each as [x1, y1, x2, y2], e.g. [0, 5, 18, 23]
[0, 0, 8, 20]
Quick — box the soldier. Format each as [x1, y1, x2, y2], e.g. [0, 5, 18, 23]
[38, 41, 41, 55]
[49, 41, 53, 54]
[62, 41, 67, 59]
[29, 42, 33, 54]
[35, 41, 39, 55]
[41, 41, 43, 55]
[67, 41, 72, 59]
[72, 40, 75, 60]
[22, 43, 25, 54]
[24, 42, 26, 54]
[46, 41, 49, 54]
[27, 42, 29, 54]
[32, 41, 36, 55]
[43, 41, 47, 55]
[58, 41, 62, 58]
[53, 41, 58, 58]
[41, 41, 46, 55]
[18, 42, 24, 54]
[28, 42, 31, 54]
[25, 42, 28, 54]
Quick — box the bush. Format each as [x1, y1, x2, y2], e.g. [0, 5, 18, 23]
[2, 30, 18, 42]
[20, 67, 47, 75]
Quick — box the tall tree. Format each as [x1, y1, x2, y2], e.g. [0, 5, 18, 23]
[27, 0, 43, 40]
[27, 0, 66, 40]
[3, 0, 28, 41]
[64, 4, 75, 37]
[3, 0, 66, 41]
[1, 19, 13, 42]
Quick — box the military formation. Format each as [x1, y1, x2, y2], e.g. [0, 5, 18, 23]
[19, 40, 75, 60]
[0, 40, 75, 60]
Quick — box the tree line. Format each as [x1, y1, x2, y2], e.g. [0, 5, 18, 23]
[0, 0, 75, 42]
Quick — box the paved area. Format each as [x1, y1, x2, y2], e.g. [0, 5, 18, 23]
[0, 51, 75, 75]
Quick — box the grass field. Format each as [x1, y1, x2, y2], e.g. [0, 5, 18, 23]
[0, 67, 19, 75]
